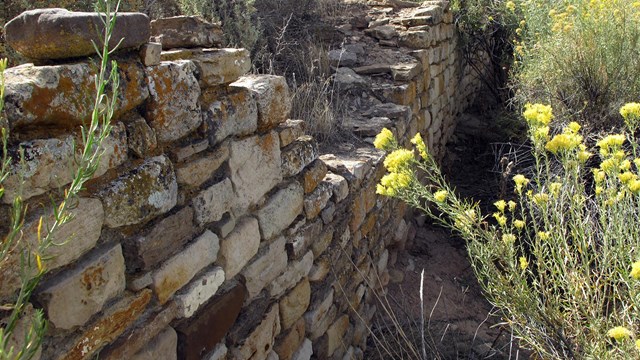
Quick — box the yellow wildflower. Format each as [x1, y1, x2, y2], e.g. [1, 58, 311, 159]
[533, 126, 549, 143]
[578, 149, 592, 163]
[384, 149, 414, 173]
[629, 180, 640, 194]
[549, 182, 562, 196]
[533, 192, 549, 205]
[494, 200, 507, 212]
[636, 339, 640, 350]
[520, 20, 526, 27]
[513, 219, 525, 229]
[506, 1, 516, 11]
[502, 233, 516, 245]
[537, 231, 550, 240]
[595, 186, 603, 195]
[513, 174, 529, 193]
[600, 158, 620, 173]
[493, 212, 507, 227]
[619, 171, 636, 184]
[411, 132, 429, 160]
[433, 190, 448, 202]
[523, 103, 553, 128]
[621, 159, 632, 171]
[455, 209, 477, 231]
[567, 122, 581, 133]
[620, 102, 640, 131]
[607, 326, 633, 341]
[597, 134, 626, 156]
[508, 200, 517, 212]
[545, 133, 582, 154]
[519, 256, 528, 270]
[593, 169, 606, 183]
[378, 172, 412, 196]
[614, 150, 627, 160]
[374, 128, 395, 151]
[631, 261, 640, 280]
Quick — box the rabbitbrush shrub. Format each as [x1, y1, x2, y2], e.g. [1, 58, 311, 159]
[374, 102, 640, 359]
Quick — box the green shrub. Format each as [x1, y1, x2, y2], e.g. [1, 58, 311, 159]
[374, 102, 640, 358]
[509, 0, 640, 129]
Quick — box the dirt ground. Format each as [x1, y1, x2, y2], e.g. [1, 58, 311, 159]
[366, 109, 532, 360]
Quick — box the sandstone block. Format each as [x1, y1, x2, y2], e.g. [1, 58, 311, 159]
[151, 16, 223, 49]
[2, 122, 127, 203]
[100, 302, 178, 359]
[332, 68, 367, 91]
[328, 49, 357, 67]
[230, 304, 281, 360]
[303, 181, 333, 219]
[131, 327, 177, 360]
[4, 61, 148, 131]
[304, 288, 334, 338]
[323, 172, 349, 202]
[177, 144, 230, 188]
[308, 256, 330, 282]
[176, 266, 225, 318]
[303, 159, 328, 194]
[275, 318, 306, 360]
[242, 236, 288, 299]
[171, 139, 209, 162]
[291, 338, 313, 360]
[152, 230, 219, 304]
[217, 217, 260, 279]
[269, 251, 313, 298]
[139, 42, 162, 66]
[201, 87, 257, 146]
[231, 75, 292, 131]
[287, 220, 322, 260]
[374, 82, 417, 106]
[38, 243, 125, 330]
[98, 155, 177, 228]
[229, 132, 282, 211]
[310, 229, 333, 259]
[126, 115, 158, 158]
[390, 62, 422, 81]
[281, 136, 319, 178]
[175, 283, 247, 360]
[365, 25, 398, 40]
[5, 9, 150, 60]
[398, 29, 435, 49]
[256, 182, 304, 241]
[323, 315, 350, 358]
[192, 178, 234, 226]
[277, 120, 306, 148]
[145, 60, 201, 143]
[59, 290, 152, 360]
[194, 49, 251, 87]
[280, 278, 311, 330]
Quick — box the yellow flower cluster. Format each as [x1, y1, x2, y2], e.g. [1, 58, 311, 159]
[433, 190, 448, 203]
[597, 134, 626, 156]
[519, 256, 528, 270]
[383, 149, 413, 173]
[608, 326, 633, 341]
[455, 209, 478, 233]
[631, 261, 640, 280]
[411, 133, 428, 160]
[620, 102, 640, 131]
[544, 122, 585, 156]
[502, 233, 516, 245]
[377, 172, 412, 196]
[523, 103, 554, 128]
[513, 174, 530, 194]
[374, 127, 395, 151]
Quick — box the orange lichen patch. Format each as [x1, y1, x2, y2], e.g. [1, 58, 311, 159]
[350, 193, 366, 233]
[259, 132, 278, 153]
[81, 265, 106, 292]
[155, 267, 189, 305]
[60, 289, 152, 360]
[361, 212, 378, 238]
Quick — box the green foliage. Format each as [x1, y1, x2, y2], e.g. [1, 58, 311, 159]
[0, 1, 120, 358]
[177, 0, 261, 53]
[374, 102, 640, 358]
[509, 0, 640, 129]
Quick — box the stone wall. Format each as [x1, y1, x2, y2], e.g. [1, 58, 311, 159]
[0, 1, 487, 359]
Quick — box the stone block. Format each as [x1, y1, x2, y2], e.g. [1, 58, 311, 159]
[323, 173, 349, 202]
[291, 338, 313, 360]
[145, 60, 201, 143]
[152, 230, 219, 304]
[128, 206, 196, 271]
[303, 181, 333, 219]
[308, 256, 330, 283]
[310, 229, 333, 259]
[269, 251, 313, 298]
[328, 49, 357, 67]
[1, 304, 42, 360]
[332, 68, 368, 91]
[374, 82, 417, 106]
[275, 318, 306, 360]
[188, 48, 252, 87]
[176, 267, 225, 318]
[177, 144, 230, 188]
[139, 42, 162, 66]
[100, 302, 178, 359]
[38, 244, 125, 330]
[242, 236, 288, 299]
[176, 283, 247, 360]
[230, 304, 281, 360]
[98, 155, 177, 228]
[58, 290, 152, 360]
[5, 9, 150, 60]
[302, 159, 328, 194]
[304, 288, 334, 339]
[126, 115, 158, 158]
[321, 315, 350, 358]
[280, 278, 311, 330]
[2, 122, 127, 203]
[201, 87, 257, 146]
[231, 75, 292, 131]
[131, 327, 177, 360]
[390, 62, 422, 81]
[171, 139, 209, 163]
[206, 344, 228, 360]
[4, 61, 148, 131]
[281, 136, 319, 178]
[151, 16, 223, 49]
[229, 132, 282, 211]
[256, 182, 304, 241]
[192, 178, 234, 226]
[217, 217, 260, 279]
[277, 120, 306, 148]
[286, 220, 322, 260]
[398, 29, 435, 49]
[365, 25, 398, 40]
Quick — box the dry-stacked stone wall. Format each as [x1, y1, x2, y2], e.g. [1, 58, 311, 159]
[0, 1, 487, 359]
